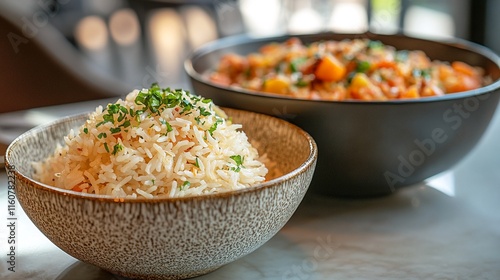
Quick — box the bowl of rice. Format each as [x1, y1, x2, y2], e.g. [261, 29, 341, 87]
[5, 85, 317, 280]
[185, 32, 500, 197]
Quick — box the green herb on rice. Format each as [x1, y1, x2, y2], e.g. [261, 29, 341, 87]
[208, 117, 223, 137]
[95, 83, 223, 155]
[112, 143, 123, 155]
[230, 155, 244, 172]
[110, 127, 121, 134]
[97, 132, 107, 139]
[121, 120, 131, 128]
[180, 181, 191, 190]
[165, 121, 173, 132]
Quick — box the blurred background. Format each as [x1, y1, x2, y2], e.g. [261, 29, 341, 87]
[0, 0, 499, 113]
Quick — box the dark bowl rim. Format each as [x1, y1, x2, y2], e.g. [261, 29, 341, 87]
[5, 108, 318, 203]
[184, 31, 500, 105]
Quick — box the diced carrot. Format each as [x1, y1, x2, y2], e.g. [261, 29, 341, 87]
[444, 75, 481, 93]
[438, 64, 454, 81]
[400, 85, 420, 99]
[462, 75, 481, 90]
[314, 55, 346, 82]
[452, 61, 478, 77]
[374, 60, 397, 70]
[263, 77, 290, 95]
[446, 61, 482, 92]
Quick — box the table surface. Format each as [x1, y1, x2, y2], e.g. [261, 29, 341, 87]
[1, 98, 500, 280]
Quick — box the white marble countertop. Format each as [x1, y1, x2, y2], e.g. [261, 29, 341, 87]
[1, 99, 500, 280]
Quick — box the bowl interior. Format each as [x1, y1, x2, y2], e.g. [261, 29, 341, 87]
[187, 32, 500, 102]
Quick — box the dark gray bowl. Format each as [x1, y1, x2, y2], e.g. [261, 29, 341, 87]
[185, 32, 500, 197]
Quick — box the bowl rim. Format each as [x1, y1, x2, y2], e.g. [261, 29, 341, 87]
[184, 31, 500, 105]
[5, 108, 318, 203]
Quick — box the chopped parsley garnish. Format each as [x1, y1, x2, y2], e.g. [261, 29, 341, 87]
[110, 127, 121, 134]
[135, 86, 163, 113]
[93, 83, 220, 155]
[103, 143, 110, 153]
[199, 107, 211, 117]
[165, 121, 173, 132]
[112, 143, 123, 155]
[208, 118, 223, 136]
[194, 157, 200, 168]
[230, 155, 244, 172]
[180, 98, 193, 114]
[103, 113, 114, 124]
[83, 127, 88, 134]
[122, 120, 131, 128]
[180, 181, 190, 190]
[97, 132, 107, 139]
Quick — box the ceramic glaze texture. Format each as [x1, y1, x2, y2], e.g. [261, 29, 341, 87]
[6, 108, 317, 280]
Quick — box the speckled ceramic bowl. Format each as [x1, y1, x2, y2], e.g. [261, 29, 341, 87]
[5, 108, 317, 280]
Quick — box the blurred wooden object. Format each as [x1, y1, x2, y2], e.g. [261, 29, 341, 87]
[0, 11, 125, 114]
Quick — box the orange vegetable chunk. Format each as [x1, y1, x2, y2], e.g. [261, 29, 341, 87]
[315, 55, 346, 82]
[263, 77, 289, 95]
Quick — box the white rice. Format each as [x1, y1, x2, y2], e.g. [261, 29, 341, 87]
[33, 87, 268, 198]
